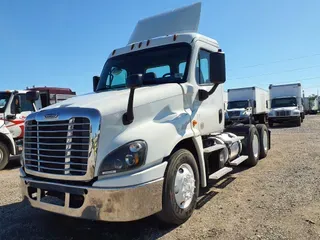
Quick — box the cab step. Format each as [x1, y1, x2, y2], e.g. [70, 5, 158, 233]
[203, 144, 226, 153]
[209, 167, 233, 180]
[229, 155, 248, 166]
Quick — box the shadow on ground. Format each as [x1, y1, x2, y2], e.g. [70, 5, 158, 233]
[0, 162, 250, 239]
[4, 156, 20, 170]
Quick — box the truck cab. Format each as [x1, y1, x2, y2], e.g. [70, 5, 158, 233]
[268, 83, 304, 127]
[20, 2, 271, 225]
[226, 87, 269, 125]
[0, 88, 76, 170]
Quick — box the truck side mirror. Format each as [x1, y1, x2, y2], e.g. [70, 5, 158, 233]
[210, 51, 226, 84]
[126, 74, 143, 89]
[93, 76, 100, 92]
[123, 74, 143, 125]
[26, 91, 39, 102]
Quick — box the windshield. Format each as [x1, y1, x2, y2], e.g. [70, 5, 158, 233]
[228, 101, 249, 109]
[0, 92, 11, 113]
[271, 97, 297, 108]
[97, 43, 191, 91]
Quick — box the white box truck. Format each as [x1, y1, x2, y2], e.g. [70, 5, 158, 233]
[19, 3, 271, 225]
[226, 87, 269, 124]
[268, 83, 304, 127]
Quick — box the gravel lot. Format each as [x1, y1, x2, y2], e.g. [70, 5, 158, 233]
[1, 115, 320, 240]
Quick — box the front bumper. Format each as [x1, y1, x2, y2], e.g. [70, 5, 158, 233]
[20, 168, 163, 222]
[268, 116, 300, 123]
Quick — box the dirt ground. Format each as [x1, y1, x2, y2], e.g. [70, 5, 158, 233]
[1, 115, 320, 240]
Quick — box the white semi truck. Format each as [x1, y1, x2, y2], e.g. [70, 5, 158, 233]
[0, 87, 75, 170]
[226, 87, 269, 125]
[268, 83, 304, 127]
[20, 3, 271, 225]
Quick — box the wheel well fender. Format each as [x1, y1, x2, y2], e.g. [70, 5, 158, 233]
[164, 137, 207, 188]
[0, 133, 15, 155]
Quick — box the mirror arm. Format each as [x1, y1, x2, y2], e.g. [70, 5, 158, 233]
[198, 83, 220, 101]
[208, 83, 219, 95]
[122, 88, 135, 125]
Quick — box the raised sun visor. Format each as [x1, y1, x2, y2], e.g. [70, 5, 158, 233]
[128, 2, 202, 45]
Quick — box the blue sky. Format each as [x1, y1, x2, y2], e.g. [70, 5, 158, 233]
[1, 0, 319, 96]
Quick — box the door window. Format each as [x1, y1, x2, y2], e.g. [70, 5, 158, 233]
[196, 49, 211, 85]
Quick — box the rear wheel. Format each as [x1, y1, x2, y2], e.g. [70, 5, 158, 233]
[157, 149, 199, 225]
[224, 124, 260, 166]
[0, 142, 9, 170]
[256, 124, 269, 159]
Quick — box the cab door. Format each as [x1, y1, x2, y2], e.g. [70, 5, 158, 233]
[190, 41, 225, 135]
[7, 93, 35, 139]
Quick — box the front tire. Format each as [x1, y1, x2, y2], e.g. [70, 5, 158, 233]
[157, 149, 199, 225]
[0, 142, 9, 170]
[296, 117, 301, 127]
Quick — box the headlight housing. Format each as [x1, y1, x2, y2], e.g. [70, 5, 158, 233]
[292, 110, 300, 115]
[268, 111, 274, 116]
[98, 140, 147, 176]
[241, 111, 248, 116]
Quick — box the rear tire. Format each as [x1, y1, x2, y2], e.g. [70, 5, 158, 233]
[157, 149, 199, 225]
[243, 126, 260, 166]
[256, 124, 269, 159]
[224, 124, 260, 166]
[0, 142, 9, 170]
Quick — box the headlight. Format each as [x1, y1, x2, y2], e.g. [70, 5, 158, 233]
[241, 111, 249, 116]
[98, 140, 147, 176]
[292, 111, 300, 115]
[268, 111, 274, 116]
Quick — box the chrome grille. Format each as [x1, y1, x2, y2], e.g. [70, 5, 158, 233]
[275, 110, 291, 117]
[228, 111, 241, 117]
[24, 118, 90, 176]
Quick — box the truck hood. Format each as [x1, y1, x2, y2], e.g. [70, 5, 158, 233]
[42, 84, 183, 115]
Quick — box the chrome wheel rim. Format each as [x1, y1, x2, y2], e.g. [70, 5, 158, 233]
[263, 130, 268, 151]
[252, 134, 259, 158]
[174, 163, 195, 209]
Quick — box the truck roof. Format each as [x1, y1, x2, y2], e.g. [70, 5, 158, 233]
[1, 90, 29, 94]
[227, 86, 268, 92]
[109, 2, 219, 59]
[269, 83, 301, 88]
[26, 87, 76, 95]
[110, 32, 219, 59]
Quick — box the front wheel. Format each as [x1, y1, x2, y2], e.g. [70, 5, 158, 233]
[0, 142, 9, 170]
[296, 117, 301, 127]
[157, 149, 199, 225]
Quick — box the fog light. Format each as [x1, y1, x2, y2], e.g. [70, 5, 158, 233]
[114, 159, 123, 169]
